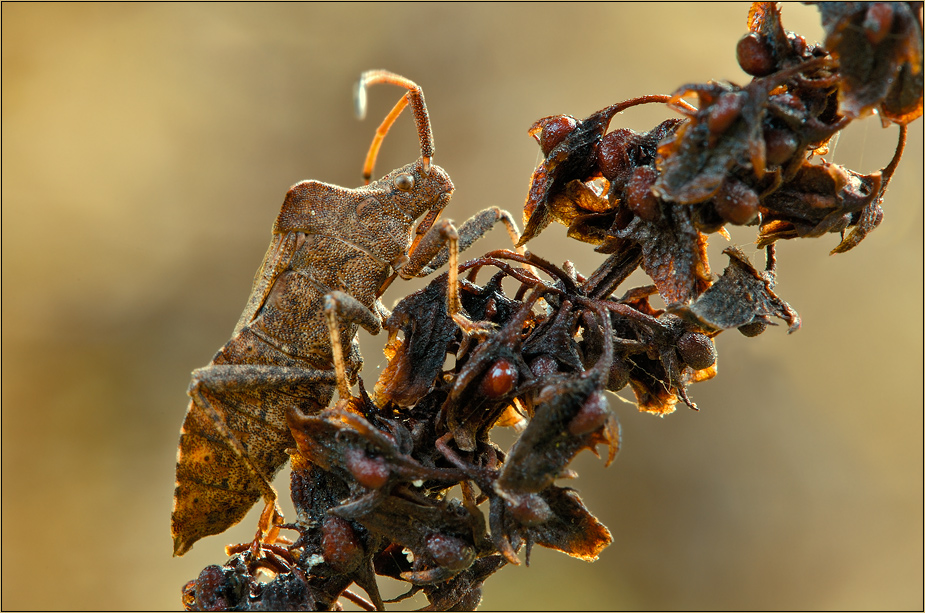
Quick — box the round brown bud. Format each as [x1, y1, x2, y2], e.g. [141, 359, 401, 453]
[738, 320, 768, 337]
[764, 128, 800, 167]
[507, 493, 552, 526]
[478, 358, 519, 398]
[568, 390, 610, 436]
[626, 166, 661, 221]
[322, 516, 364, 573]
[707, 92, 746, 136]
[677, 332, 716, 370]
[538, 115, 577, 156]
[194, 565, 234, 611]
[864, 3, 894, 45]
[343, 447, 390, 489]
[597, 128, 636, 181]
[607, 358, 631, 391]
[530, 355, 559, 378]
[425, 533, 475, 572]
[713, 179, 759, 225]
[736, 33, 776, 77]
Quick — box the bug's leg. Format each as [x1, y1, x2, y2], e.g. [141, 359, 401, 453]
[400, 208, 529, 333]
[396, 218, 484, 336]
[174, 364, 335, 556]
[323, 291, 382, 401]
[356, 70, 434, 178]
[414, 207, 527, 274]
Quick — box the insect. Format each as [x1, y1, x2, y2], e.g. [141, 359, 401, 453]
[172, 70, 523, 556]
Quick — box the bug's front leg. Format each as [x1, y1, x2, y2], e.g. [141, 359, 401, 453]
[399, 207, 526, 333]
[173, 364, 335, 556]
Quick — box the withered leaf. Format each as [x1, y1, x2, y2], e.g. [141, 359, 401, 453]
[375, 276, 458, 408]
[528, 486, 613, 562]
[817, 1, 924, 123]
[670, 246, 800, 333]
[758, 160, 882, 247]
[612, 205, 712, 306]
[496, 377, 618, 496]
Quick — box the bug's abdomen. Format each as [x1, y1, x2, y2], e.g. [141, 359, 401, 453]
[172, 330, 334, 555]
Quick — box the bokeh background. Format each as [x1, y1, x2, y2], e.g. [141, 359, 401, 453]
[3, 3, 922, 610]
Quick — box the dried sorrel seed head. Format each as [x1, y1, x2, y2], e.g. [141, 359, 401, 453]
[676, 331, 717, 370]
[737, 32, 777, 76]
[479, 359, 520, 397]
[322, 515, 365, 574]
[597, 128, 636, 181]
[507, 492, 554, 527]
[763, 127, 800, 167]
[737, 320, 768, 337]
[343, 447, 390, 489]
[425, 533, 477, 572]
[534, 115, 579, 156]
[530, 355, 559, 378]
[713, 178, 759, 225]
[707, 91, 747, 136]
[607, 357, 631, 392]
[863, 2, 894, 46]
[190, 565, 242, 611]
[568, 390, 611, 436]
[626, 166, 661, 221]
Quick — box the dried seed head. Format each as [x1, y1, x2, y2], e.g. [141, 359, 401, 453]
[508, 492, 553, 527]
[764, 128, 800, 167]
[597, 128, 636, 181]
[677, 332, 716, 370]
[321, 516, 364, 573]
[530, 355, 559, 378]
[736, 32, 776, 77]
[568, 390, 610, 436]
[537, 115, 578, 156]
[713, 179, 759, 225]
[343, 447, 390, 489]
[479, 359, 519, 398]
[737, 320, 768, 337]
[425, 533, 476, 572]
[626, 166, 661, 221]
[707, 92, 746, 136]
[193, 565, 237, 611]
[863, 3, 894, 45]
[607, 358, 631, 392]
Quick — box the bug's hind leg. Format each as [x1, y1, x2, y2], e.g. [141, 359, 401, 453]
[323, 291, 383, 401]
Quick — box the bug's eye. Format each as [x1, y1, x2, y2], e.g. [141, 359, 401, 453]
[394, 173, 415, 192]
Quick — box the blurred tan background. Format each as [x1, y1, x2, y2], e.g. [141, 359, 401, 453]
[2, 3, 922, 610]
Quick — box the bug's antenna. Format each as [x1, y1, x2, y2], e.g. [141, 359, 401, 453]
[356, 70, 434, 183]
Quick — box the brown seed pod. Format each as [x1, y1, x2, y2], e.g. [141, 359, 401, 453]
[343, 447, 390, 489]
[737, 320, 769, 337]
[507, 492, 553, 527]
[568, 390, 610, 436]
[736, 32, 777, 77]
[536, 115, 578, 156]
[713, 179, 759, 225]
[676, 331, 717, 370]
[479, 359, 519, 398]
[597, 128, 636, 181]
[626, 166, 661, 221]
[425, 533, 476, 572]
[764, 128, 800, 167]
[321, 516, 365, 574]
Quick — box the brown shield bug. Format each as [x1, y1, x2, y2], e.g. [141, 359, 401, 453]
[172, 71, 523, 556]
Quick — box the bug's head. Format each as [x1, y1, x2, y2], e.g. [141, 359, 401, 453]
[375, 157, 455, 222]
